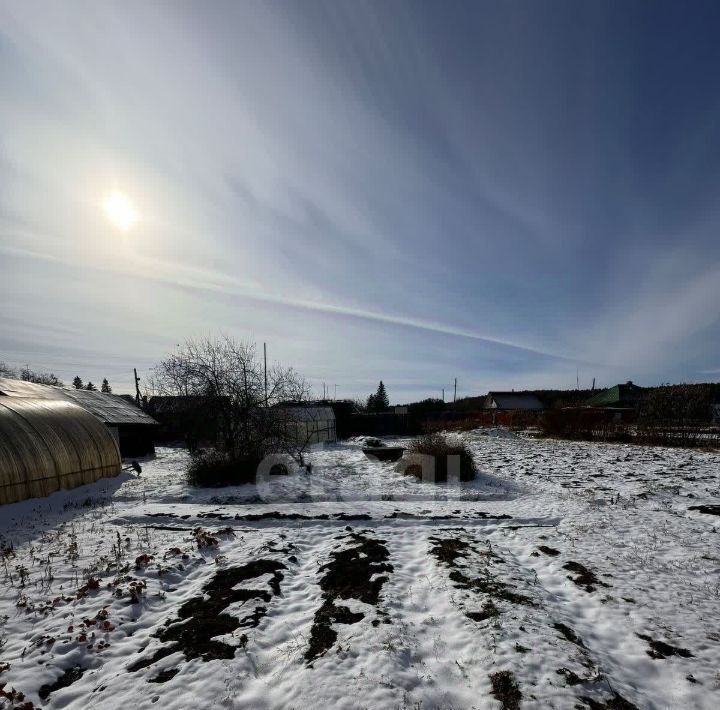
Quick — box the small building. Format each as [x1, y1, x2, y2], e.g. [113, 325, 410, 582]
[275, 405, 337, 445]
[482, 392, 545, 410]
[146, 395, 228, 449]
[586, 381, 646, 409]
[0, 398, 121, 504]
[0, 378, 157, 457]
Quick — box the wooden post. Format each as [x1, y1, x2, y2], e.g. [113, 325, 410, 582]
[134, 368, 141, 407]
[263, 342, 268, 406]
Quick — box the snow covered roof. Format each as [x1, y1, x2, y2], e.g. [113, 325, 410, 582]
[0, 378, 157, 427]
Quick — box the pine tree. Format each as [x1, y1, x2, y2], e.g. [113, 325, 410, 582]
[367, 381, 389, 412]
[376, 381, 389, 410]
[101, 378, 112, 393]
[85, 381, 97, 391]
[73, 376, 83, 389]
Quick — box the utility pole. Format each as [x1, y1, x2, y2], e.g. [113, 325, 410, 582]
[263, 342, 268, 406]
[442, 388, 445, 402]
[334, 384, 337, 400]
[134, 368, 141, 407]
[454, 377, 457, 403]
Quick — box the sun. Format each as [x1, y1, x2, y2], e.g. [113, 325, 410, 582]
[102, 190, 138, 231]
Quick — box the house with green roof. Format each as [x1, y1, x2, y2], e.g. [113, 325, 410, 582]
[586, 381, 646, 408]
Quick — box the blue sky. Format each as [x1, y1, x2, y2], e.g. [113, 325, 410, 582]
[2, 0, 720, 401]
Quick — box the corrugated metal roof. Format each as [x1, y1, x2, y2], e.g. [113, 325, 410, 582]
[488, 392, 545, 410]
[586, 383, 646, 407]
[147, 395, 229, 415]
[60, 389, 157, 425]
[0, 378, 157, 426]
[0, 398, 121, 504]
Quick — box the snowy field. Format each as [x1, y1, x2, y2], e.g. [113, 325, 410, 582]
[0, 430, 719, 709]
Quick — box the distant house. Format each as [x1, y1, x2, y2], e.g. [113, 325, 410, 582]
[482, 392, 545, 411]
[0, 377, 157, 457]
[146, 395, 229, 449]
[586, 381, 646, 409]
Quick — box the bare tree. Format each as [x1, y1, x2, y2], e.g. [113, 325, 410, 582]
[151, 336, 312, 463]
[0, 361, 17, 378]
[20, 367, 63, 387]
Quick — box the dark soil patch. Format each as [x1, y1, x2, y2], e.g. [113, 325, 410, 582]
[636, 633, 693, 659]
[556, 667, 584, 685]
[563, 561, 610, 593]
[130, 559, 285, 672]
[688, 504, 720, 516]
[39, 665, 85, 700]
[538, 545, 561, 556]
[128, 646, 176, 672]
[148, 668, 179, 683]
[554, 622, 585, 647]
[305, 599, 365, 662]
[579, 691, 639, 709]
[385, 511, 511, 520]
[489, 670, 521, 710]
[428, 536, 472, 566]
[238, 512, 330, 521]
[305, 533, 392, 662]
[317, 533, 393, 605]
[466, 600, 500, 622]
[430, 536, 535, 606]
[449, 568, 534, 605]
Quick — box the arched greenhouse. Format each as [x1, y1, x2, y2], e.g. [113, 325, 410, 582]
[0, 398, 121, 505]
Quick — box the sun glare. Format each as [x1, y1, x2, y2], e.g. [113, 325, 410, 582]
[102, 190, 138, 231]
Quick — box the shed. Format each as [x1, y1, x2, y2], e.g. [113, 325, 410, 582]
[0, 398, 121, 504]
[275, 405, 337, 445]
[483, 392, 545, 410]
[0, 378, 158, 456]
[146, 395, 229, 448]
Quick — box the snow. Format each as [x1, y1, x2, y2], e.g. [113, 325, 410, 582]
[0, 431, 718, 709]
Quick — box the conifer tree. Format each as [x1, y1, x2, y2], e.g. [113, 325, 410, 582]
[85, 381, 97, 391]
[375, 380, 389, 410]
[72, 376, 83, 389]
[367, 381, 389, 412]
[101, 378, 112, 393]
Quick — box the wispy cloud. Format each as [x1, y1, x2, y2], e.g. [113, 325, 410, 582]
[2, 1, 720, 397]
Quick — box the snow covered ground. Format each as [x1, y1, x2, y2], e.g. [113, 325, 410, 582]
[0, 430, 718, 709]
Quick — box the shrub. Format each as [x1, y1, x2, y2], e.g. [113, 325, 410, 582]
[404, 433, 476, 481]
[186, 449, 261, 487]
